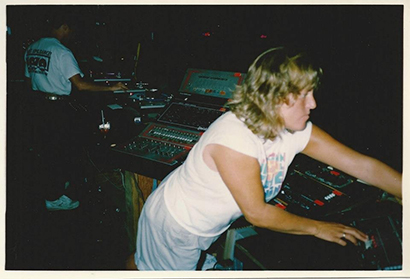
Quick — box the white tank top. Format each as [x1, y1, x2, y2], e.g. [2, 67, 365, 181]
[164, 112, 312, 237]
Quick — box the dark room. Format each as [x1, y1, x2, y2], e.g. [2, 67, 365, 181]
[4, 3, 406, 277]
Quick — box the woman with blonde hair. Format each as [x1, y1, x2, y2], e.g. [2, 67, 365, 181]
[131, 47, 402, 270]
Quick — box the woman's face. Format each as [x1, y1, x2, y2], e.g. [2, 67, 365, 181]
[279, 89, 316, 131]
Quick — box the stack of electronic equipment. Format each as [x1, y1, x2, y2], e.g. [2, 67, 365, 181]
[111, 68, 246, 167]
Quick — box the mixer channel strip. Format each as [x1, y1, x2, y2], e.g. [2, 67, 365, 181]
[157, 102, 226, 131]
[112, 122, 203, 166]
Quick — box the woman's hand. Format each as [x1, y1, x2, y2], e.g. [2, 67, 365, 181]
[313, 220, 368, 246]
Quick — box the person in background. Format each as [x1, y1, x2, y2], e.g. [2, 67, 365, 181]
[128, 47, 401, 270]
[24, 10, 128, 211]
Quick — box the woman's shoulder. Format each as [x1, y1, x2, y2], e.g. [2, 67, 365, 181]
[209, 112, 250, 134]
[204, 111, 263, 149]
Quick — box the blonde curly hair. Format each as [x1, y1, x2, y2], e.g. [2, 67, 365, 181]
[228, 47, 322, 140]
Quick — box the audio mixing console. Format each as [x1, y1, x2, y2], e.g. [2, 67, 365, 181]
[112, 122, 203, 166]
[112, 101, 226, 166]
[111, 68, 243, 167]
[270, 154, 383, 218]
[231, 201, 403, 271]
[350, 211, 402, 270]
[220, 154, 402, 271]
[157, 102, 226, 131]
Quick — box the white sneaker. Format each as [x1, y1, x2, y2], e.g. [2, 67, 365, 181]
[45, 195, 80, 211]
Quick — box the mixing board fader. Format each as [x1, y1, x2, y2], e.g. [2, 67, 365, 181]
[112, 123, 203, 166]
[157, 102, 225, 131]
[351, 212, 403, 270]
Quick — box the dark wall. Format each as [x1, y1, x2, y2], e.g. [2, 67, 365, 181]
[6, 5, 403, 171]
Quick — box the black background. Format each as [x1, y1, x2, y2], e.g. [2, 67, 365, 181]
[7, 4, 403, 171]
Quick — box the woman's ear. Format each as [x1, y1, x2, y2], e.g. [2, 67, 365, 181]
[283, 93, 297, 107]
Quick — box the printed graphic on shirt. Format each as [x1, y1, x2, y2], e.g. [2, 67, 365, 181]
[26, 49, 52, 75]
[260, 152, 286, 202]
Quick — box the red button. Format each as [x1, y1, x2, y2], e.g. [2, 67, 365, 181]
[275, 203, 286, 210]
[330, 170, 340, 176]
[314, 200, 324, 206]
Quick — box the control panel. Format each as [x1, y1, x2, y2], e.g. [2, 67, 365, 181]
[352, 212, 402, 270]
[179, 68, 246, 100]
[112, 122, 203, 166]
[157, 102, 226, 131]
[271, 154, 382, 218]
